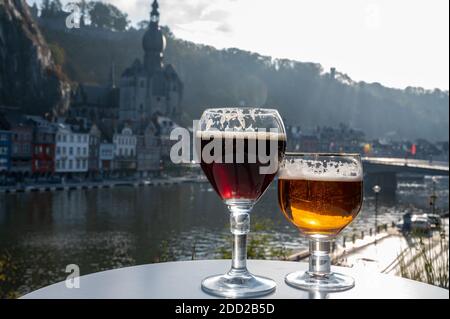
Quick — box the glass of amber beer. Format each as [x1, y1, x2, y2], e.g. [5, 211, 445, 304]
[278, 153, 363, 291]
[197, 108, 286, 298]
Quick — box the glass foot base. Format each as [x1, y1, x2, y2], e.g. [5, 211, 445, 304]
[201, 270, 276, 298]
[285, 270, 355, 292]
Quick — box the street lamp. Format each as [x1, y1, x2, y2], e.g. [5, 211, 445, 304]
[429, 177, 438, 215]
[373, 185, 381, 236]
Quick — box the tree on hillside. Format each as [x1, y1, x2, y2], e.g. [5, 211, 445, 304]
[40, 0, 51, 17]
[88, 1, 129, 31]
[50, 0, 63, 13]
[41, 0, 63, 18]
[79, 0, 88, 25]
[137, 20, 149, 30]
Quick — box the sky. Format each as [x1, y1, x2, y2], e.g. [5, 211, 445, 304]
[29, 0, 449, 90]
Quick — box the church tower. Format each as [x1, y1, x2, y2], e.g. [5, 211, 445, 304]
[119, 0, 183, 125]
[143, 0, 165, 75]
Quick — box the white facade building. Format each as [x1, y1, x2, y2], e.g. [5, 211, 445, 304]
[113, 126, 137, 171]
[55, 124, 89, 174]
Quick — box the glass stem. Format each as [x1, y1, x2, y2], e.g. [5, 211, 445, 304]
[308, 239, 331, 277]
[228, 205, 251, 273]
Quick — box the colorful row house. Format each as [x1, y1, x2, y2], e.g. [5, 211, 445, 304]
[0, 113, 165, 179]
[113, 125, 137, 173]
[99, 142, 114, 173]
[55, 123, 90, 175]
[27, 116, 56, 175]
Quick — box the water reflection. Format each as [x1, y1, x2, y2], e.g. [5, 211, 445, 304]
[0, 176, 448, 297]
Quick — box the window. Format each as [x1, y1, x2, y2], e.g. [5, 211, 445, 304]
[83, 148, 87, 156]
[69, 160, 73, 169]
[84, 136, 88, 143]
[62, 160, 66, 169]
[56, 160, 60, 169]
[69, 147, 73, 155]
[63, 135, 67, 142]
[57, 147, 60, 155]
[0, 146, 7, 155]
[77, 135, 81, 143]
[76, 159, 80, 169]
[82, 159, 87, 168]
[119, 149, 123, 156]
[35, 160, 39, 168]
[77, 147, 80, 155]
[62, 147, 66, 155]
[46, 147, 52, 156]
[70, 135, 74, 143]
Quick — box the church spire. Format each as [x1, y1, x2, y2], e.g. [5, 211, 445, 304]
[150, 0, 160, 24]
[143, 0, 165, 74]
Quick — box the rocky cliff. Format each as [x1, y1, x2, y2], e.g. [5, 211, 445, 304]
[0, 0, 70, 115]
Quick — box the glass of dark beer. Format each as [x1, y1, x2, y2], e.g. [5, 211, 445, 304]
[197, 108, 286, 298]
[278, 153, 363, 291]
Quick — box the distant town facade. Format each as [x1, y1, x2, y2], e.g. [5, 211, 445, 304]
[0, 113, 163, 183]
[0, 0, 184, 184]
[0, 1, 448, 186]
[285, 123, 449, 161]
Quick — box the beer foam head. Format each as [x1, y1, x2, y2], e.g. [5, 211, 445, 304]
[196, 130, 286, 141]
[279, 159, 363, 182]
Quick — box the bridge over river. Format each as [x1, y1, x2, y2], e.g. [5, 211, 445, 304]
[362, 157, 449, 199]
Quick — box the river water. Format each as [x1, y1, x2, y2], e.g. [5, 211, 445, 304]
[0, 175, 448, 297]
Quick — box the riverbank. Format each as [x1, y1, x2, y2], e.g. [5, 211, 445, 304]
[0, 176, 208, 194]
[287, 222, 398, 262]
[287, 218, 449, 289]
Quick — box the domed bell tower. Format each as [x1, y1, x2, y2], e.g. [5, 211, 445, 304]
[143, 0, 166, 75]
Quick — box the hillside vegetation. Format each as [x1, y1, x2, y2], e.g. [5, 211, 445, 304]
[41, 20, 448, 141]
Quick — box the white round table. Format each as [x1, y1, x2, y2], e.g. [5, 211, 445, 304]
[21, 260, 449, 299]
